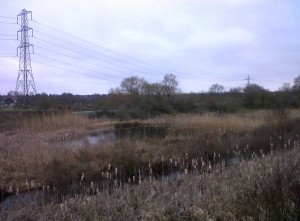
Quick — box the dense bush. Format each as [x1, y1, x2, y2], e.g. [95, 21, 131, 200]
[3, 88, 299, 120]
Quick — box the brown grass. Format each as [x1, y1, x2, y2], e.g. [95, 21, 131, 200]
[169, 110, 271, 133]
[0, 109, 299, 188]
[22, 112, 115, 132]
[0, 109, 299, 220]
[2, 142, 299, 221]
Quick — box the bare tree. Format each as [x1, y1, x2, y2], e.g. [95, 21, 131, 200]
[278, 83, 291, 92]
[243, 84, 266, 93]
[120, 76, 147, 95]
[229, 87, 243, 93]
[293, 75, 300, 90]
[209, 84, 225, 93]
[108, 87, 122, 95]
[161, 73, 179, 97]
[143, 82, 164, 95]
[7, 90, 21, 96]
[110, 74, 179, 96]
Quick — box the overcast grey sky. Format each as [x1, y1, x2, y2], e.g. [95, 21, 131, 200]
[0, 0, 300, 95]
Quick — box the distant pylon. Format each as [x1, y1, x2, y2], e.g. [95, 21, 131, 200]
[244, 75, 252, 87]
[15, 9, 37, 96]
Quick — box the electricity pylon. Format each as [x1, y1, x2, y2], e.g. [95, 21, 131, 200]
[244, 75, 252, 87]
[15, 9, 37, 96]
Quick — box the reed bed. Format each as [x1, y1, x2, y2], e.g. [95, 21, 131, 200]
[0, 109, 299, 220]
[2, 142, 299, 221]
[169, 110, 274, 133]
[22, 113, 114, 132]
[0, 110, 298, 189]
[0, 131, 116, 193]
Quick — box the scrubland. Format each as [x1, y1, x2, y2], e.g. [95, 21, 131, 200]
[0, 109, 299, 220]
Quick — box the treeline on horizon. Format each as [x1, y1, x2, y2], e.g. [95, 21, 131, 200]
[2, 74, 300, 119]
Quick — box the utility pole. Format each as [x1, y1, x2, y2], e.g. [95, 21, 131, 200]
[15, 9, 36, 102]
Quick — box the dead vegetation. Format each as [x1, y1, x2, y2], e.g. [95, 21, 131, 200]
[2, 141, 299, 221]
[0, 109, 299, 220]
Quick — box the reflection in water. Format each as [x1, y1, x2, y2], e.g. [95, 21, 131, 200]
[68, 132, 116, 148]
[0, 190, 55, 211]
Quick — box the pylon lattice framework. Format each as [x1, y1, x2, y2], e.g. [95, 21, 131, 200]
[15, 9, 37, 96]
[244, 75, 252, 87]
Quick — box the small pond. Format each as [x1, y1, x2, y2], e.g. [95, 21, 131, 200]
[0, 190, 55, 212]
[67, 131, 116, 148]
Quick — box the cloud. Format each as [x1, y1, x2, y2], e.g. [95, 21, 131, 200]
[186, 27, 255, 49]
[1, 0, 300, 94]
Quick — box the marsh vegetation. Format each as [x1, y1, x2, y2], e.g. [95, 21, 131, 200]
[0, 109, 299, 220]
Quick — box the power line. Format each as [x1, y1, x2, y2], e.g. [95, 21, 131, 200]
[0, 15, 16, 19]
[32, 20, 175, 72]
[31, 20, 198, 79]
[34, 53, 123, 81]
[0, 39, 17, 40]
[32, 36, 163, 79]
[0, 21, 17, 24]
[0, 33, 16, 36]
[32, 59, 120, 83]
[2, 11, 196, 90]
[33, 41, 160, 78]
[32, 30, 168, 76]
[5, 9, 195, 80]
[35, 45, 144, 76]
[32, 35, 198, 83]
[0, 55, 17, 58]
